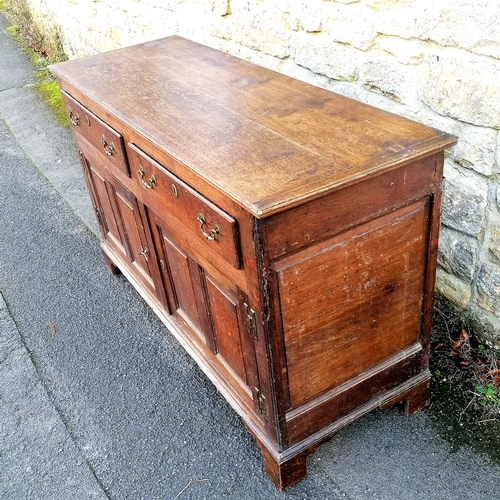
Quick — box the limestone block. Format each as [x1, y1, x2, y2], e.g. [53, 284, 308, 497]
[281, 58, 331, 88]
[369, 1, 419, 40]
[323, 3, 376, 50]
[290, 0, 323, 32]
[437, 228, 479, 283]
[231, 5, 290, 58]
[176, 1, 214, 39]
[330, 79, 428, 124]
[416, 1, 500, 59]
[477, 264, 500, 315]
[225, 41, 285, 73]
[410, 102, 459, 134]
[365, 0, 416, 7]
[420, 49, 500, 128]
[452, 125, 496, 177]
[358, 52, 417, 103]
[214, 0, 231, 16]
[489, 225, 500, 262]
[271, 0, 290, 11]
[291, 33, 362, 81]
[330, 81, 391, 110]
[435, 268, 471, 309]
[378, 36, 423, 65]
[208, 9, 232, 40]
[441, 162, 488, 237]
[139, 0, 176, 7]
[496, 134, 500, 175]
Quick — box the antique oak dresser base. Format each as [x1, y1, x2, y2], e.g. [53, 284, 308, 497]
[50, 36, 456, 490]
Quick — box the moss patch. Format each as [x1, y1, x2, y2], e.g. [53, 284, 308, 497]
[430, 371, 500, 463]
[36, 78, 69, 127]
[3, 3, 68, 128]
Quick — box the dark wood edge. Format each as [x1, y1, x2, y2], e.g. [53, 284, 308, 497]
[251, 136, 458, 217]
[419, 152, 445, 365]
[250, 215, 289, 449]
[281, 370, 430, 462]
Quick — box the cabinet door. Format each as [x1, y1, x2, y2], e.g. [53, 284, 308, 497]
[150, 211, 260, 400]
[78, 148, 162, 301]
[204, 273, 260, 395]
[150, 212, 215, 349]
[78, 149, 125, 254]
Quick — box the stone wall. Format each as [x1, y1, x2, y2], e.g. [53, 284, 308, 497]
[22, 0, 500, 345]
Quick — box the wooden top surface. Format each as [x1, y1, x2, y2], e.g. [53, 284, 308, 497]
[50, 36, 456, 218]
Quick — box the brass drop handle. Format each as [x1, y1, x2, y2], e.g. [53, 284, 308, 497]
[197, 213, 220, 241]
[139, 246, 149, 261]
[101, 135, 116, 156]
[138, 165, 156, 189]
[68, 110, 79, 126]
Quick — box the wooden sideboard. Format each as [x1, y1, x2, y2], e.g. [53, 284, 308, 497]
[50, 36, 457, 489]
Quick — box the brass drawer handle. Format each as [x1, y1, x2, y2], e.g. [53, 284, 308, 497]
[101, 135, 116, 156]
[138, 166, 156, 189]
[68, 110, 79, 126]
[139, 246, 150, 261]
[197, 213, 220, 241]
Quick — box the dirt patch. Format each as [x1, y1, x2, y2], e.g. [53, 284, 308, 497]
[429, 297, 500, 465]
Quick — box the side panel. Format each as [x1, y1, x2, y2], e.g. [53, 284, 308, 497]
[272, 200, 429, 409]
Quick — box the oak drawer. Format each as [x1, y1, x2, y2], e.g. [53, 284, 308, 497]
[128, 143, 242, 270]
[61, 91, 130, 176]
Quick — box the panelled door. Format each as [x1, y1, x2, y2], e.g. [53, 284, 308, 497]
[149, 210, 261, 406]
[77, 147, 164, 303]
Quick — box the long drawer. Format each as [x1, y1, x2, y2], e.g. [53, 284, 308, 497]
[128, 144, 242, 270]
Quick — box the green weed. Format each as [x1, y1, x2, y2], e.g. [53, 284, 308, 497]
[476, 384, 500, 408]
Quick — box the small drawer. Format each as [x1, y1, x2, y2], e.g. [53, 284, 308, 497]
[128, 143, 242, 270]
[61, 91, 130, 176]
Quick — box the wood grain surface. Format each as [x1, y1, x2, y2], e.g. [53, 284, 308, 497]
[50, 36, 456, 217]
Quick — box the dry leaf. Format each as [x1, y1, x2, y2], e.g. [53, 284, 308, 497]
[451, 329, 469, 349]
[47, 321, 56, 340]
